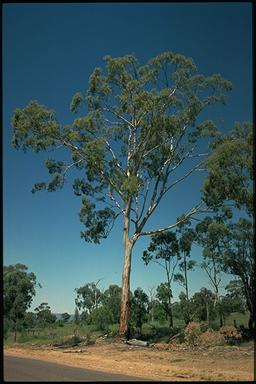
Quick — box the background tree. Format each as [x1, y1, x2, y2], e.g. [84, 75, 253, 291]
[225, 280, 247, 314]
[74, 307, 80, 325]
[61, 312, 71, 323]
[90, 305, 114, 332]
[156, 282, 174, 328]
[34, 303, 56, 328]
[24, 312, 37, 330]
[75, 281, 102, 315]
[191, 287, 216, 324]
[221, 219, 254, 330]
[4, 264, 38, 341]
[195, 217, 227, 326]
[202, 122, 253, 217]
[11, 51, 232, 337]
[102, 284, 122, 323]
[202, 121, 254, 331]
[178, 291, 193, 325]
[143, 231, 180, 328]
[130, 287, 149, 336]
[174, 218, 197, 323]
[147, 286, 157, 323]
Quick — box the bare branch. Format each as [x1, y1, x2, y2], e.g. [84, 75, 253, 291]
[107, 187, 123, 211]
[187, 152, 209, 158]
[63, 159, 84, 175]
[138, 180, 151, 222]
[138, 203, 203, 237]
[165, 160, 206, 192]
[105, 140, 124, 174]
[103, 106, 134, 128]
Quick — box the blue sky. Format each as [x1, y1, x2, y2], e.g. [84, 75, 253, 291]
[3, 3, 252, 314]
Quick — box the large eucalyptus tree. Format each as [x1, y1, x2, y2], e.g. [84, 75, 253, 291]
[12, 51, 231, 337]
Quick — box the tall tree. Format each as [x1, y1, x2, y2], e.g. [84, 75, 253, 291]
[12, 51, 231, 337]
[4, 264, 38, 341]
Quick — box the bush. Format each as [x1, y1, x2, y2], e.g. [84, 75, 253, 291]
[219, 325, 241, 344]
[90, 306, 114, 331]
[199, 329, 225, 347]
[184, 322, 201, 347]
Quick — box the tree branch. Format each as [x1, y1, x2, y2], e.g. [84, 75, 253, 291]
[138, 203, 203, 237]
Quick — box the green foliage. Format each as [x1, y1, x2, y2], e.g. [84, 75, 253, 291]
[70, 92, 84, 113]
[143, 232, 181, 328]
[34, 303, 56, 328]
[102, 284, 121, 323]
[143, 231, 179, 265]
[225, 280, 247, 313]
[202, 122, 253, 216]
[156, 283, 173, 325]
[191, 288, 216, 322]
[4, 264, 38, 338]
[130, 287, 149, 335]
[221, 218, 254, 329]
[178, 292, 193, 325]
[90, 305, 114, 331]
[75, 282, 102, 314]
[12, 101, 60, 152]
[24, 312, 37, 329]
[79, 198, 116, 243]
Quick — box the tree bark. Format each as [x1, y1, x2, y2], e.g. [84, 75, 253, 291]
[119, 198, 134, 338]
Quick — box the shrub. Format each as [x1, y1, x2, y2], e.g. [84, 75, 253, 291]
[219, 325, 241, 344]
[184, 322, 201, 346]
[90, 306, 114, 331]
[199, 329, 225, 347]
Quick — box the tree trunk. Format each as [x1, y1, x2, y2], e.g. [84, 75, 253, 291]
[206, 302, 210, 325]
[184, 253, 189, 301]
[168, 307, 173, 328]
[119, 240, 133, 338]
[119, 198, 134, 339]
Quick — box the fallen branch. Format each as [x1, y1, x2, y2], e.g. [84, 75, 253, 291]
[168, 332, 182, 343]
[125, 339, 149, 347]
